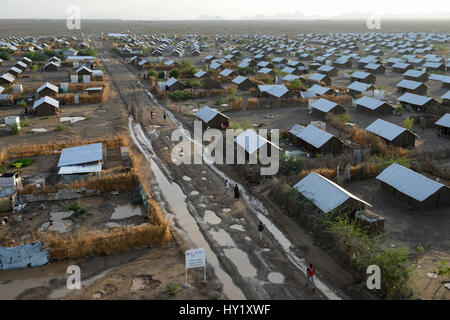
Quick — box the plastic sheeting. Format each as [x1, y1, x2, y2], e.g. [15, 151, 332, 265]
[0, 242, 50, 270]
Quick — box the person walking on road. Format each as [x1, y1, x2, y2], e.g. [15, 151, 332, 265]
[234, 184, 240, 200]
[225, 180, 230, 196]
[258, 221, 264, 241]
[163, 113, 167, 121]
[307, 263, 315, 286]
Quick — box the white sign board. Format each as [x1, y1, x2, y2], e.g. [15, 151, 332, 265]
[83, 75, 91, 83]
[186, 248, 205, 269]
[185, 248, 206, 286]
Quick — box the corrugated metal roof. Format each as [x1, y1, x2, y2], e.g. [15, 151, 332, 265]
[57, 143, 103, 167]
[58, 162, 102, 175]
[194, 70, 206, 78]
[376, 163, 444, 202]
[288, 124, 306, 137]
[219, 69, 233, 77]
[295, 124, 334, 148]
[195, 106, 228, 123]
[235, 129, 280, 155]
[282, 74, 299, 82]
[397, 92, 432, 106]
[403, 69, 426, 78]
[354, 96, 385, 110]
[33, 96, 59, 109]
[232, 75, 247, 84]
[347, 81, 373, 92]
[37, 82, 58, 93]
[311, 98, 338, 113]
[293, 172, 371, 213]
[396, 79, 423, 90]
[165, 77, 178, 87]
[308, 84, 331, 96]
[435, 113, 450, 128]
[308, 73, 327, 82]
[441, 91, 450, 100]
[366, 119, 406, 141]
[351, 71, 371, 79]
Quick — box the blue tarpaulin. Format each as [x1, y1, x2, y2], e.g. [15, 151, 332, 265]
[0, 242, 50, 270]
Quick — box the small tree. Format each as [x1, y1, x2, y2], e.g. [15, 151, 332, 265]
[402, 117, 414, 129]
[170, 68, 179, 78]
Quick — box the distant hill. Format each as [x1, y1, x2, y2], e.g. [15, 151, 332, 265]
[241, 11, 450, 20]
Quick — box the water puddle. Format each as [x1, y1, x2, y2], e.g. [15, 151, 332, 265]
[105, 222, 121, 228]
[223, 248, 257, 278]
[268, 272, 285, 284]
[183, 176, 192, 182]
[223, 208, 231, 213]
[60, 117, 85, 123]
[111, 205, 142, 220]
[209, 229, 235, 247]
[39, 211, 73, 233]
[203, 210, 222, 225]
[230, 225, 245, 232]
[31, 128, 47, 132]
[190, 191, 199, 196]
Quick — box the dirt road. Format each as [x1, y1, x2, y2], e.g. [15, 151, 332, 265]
[95, 40, 355, 300]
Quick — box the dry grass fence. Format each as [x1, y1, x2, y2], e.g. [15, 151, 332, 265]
[39, 224, 170, 260]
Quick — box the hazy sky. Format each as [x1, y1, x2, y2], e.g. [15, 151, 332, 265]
[0, 0, 449, 19]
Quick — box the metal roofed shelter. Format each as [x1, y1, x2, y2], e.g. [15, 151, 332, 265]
[165, 77, 184, 91]
[234, 129, 281, 157]
[350, 71, 376, 84]
[376, 163, 450, 210]
[435, 113, 450, 135]
[396, 79, 428, 95]
[397, 92, 436, 111]
[293, 172, 371, 214]
[347, 81, 375, 95]
[32, 96, 60, 116]
[291, 124, 343, 155]
[308, 73, 331, 86]
[307, 84, 334, 96]
[403, 69, 429, 82]
[354, 96, 394, 116]
[195, 106, 230, 129]
[310, 98, 345, 118]
[366, 119, 416, 148]
[37, 82, 58, 97]
[57, 143, 104, 183]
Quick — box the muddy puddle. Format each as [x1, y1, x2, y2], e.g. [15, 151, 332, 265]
[203, 210, 222, 225]
[110, 205, 142, 220]
[268, 272, 285, 284]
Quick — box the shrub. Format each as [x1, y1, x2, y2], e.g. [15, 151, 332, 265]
[147, 69, 158, 78]
[9, 158, 34, 169]
[78, 48, 98, 57]
[169, 68, 179, 78]
[402, 117, 414, 129]
[56, 124, 68, 132]
[168, 90, 190, 102]
[8, 124, 20, 135]
[66, 199, 87, 215]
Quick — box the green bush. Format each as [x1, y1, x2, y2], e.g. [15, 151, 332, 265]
[78, 48, 98, 57]
[169, 68, 179, 78]
[147, 69, 158, 78]
[20, 118, 32, 127]
[168, 91, 190, 102]
[67, 199, 87, 215]
[56, 124, 68, 132]
[8, 124, 20, 135]
[9, 158, 34, 168]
